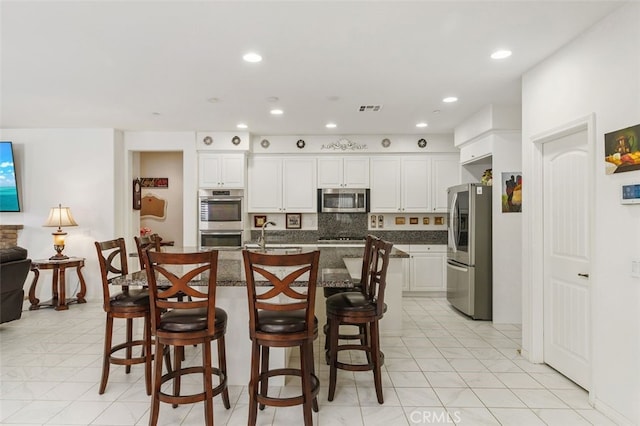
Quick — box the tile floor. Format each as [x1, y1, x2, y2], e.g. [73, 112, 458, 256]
[0, 297, 618, 426]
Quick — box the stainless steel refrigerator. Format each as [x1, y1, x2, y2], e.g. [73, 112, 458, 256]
[446, 183, 492, 320]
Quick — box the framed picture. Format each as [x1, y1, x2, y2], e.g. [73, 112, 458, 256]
[286, 213, 302, 229]
[422, 217, 430, 225]
[501, 172, 522, 213]
[409, 217, 418, 225]
[395, 217, 406, 225]
[254, 215, 267, 228]
[604, 123, 640, 174]
[434, 216, 444, 225]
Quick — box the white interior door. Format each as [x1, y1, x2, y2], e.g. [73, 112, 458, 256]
[543, 128, 590, 389]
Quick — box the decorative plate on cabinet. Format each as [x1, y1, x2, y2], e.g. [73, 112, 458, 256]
[417, 138, 427, 148]
[296, 139, 306, 149]
[203, 136, 213, 145]
[260, 139, 270, 149]
[231, 136, 241, 145]
[381, 138, 391, 148]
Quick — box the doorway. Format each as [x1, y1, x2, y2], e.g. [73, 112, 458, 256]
[536, 121, 592, 390]
[139, 152, 184, 245]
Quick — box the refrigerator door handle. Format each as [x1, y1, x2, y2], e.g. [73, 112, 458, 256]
[447, 259, 468, 272]
[449, 192, 458, 252]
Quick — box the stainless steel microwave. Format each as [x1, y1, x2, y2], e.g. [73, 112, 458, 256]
[317, 188, 369, 213]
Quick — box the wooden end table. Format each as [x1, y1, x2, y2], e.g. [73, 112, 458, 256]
[28, 257, 87, 311]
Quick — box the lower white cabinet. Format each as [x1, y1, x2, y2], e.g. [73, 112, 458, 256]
[400, 245, 446, 292]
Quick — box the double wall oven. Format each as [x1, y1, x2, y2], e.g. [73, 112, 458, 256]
[199, 189, 244, 248]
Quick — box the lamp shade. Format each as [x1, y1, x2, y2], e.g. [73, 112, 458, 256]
[44, 204, 78, 229]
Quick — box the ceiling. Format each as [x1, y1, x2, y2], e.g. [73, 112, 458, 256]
[0, 1, 623, 136]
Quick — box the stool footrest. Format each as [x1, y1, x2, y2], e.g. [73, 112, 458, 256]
[255, 369, 319, 408]
[109, 339, 149, 366]
[158, 366, 227, 406]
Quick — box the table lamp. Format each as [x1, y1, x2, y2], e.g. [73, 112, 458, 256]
[43, 204, 78, 260]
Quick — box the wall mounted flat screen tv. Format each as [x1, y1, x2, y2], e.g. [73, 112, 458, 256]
[0, 141, 21, 212]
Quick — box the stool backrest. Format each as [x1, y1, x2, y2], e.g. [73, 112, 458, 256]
[134, 234, 161, 270]
[242, 250, 320, 338]
[144, 250, 219, 333]
[360, 236, 393, 316]
[94, 238, 130, 310]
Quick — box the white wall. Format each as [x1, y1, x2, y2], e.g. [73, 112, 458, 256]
[0, 128, 118, 302]
[490, 133, 522, 324]
[521, 3, 640, 424]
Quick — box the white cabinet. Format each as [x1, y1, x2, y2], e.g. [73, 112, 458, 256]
[370, 156, 428, 212]
[370, 155, 459, 213]
[317, 156, 369, 188]
[248, 157, 317, 213]
[403, 245, 446, 292]
[198, 153, 245, 188]
[430, 154, 460, 212]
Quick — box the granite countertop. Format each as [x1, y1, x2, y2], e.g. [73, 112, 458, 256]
[113, 246, 407, 288]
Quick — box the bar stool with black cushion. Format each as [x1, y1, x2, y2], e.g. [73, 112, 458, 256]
[325, 236, 393, 404]
[94, 238, 152, 395]
[144, 249, 230, 426]
[323, 235, 376, 363]
[242, 249, 321, 426]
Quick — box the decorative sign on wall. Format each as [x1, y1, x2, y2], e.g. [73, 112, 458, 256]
[141, 194, 167, 219]
[140, 178, 169, 188]
[604, 123, 640, 174]
[132, 179, 142, 210]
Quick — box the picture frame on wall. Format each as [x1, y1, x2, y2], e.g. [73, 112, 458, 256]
[254, 215, 267, 228]
[286, 213, 302, 229]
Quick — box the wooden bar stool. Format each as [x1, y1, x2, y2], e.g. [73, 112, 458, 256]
[134, 234, 161, 270]
[94, 238, 152, 395]
[144, 250, 230, 426]
[325, 236, 393, 404]
[323, 235, 376, 363]
[242, 249, 321, 426]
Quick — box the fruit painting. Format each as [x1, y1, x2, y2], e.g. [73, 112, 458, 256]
[605, 124, 640, 174]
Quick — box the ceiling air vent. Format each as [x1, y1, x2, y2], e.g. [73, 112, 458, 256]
[358, 105, 383, 112]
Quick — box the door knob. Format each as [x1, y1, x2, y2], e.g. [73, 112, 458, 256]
[578, 273, 589, 278]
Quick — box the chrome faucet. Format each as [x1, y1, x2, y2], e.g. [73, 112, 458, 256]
[258, 221, 276, 251]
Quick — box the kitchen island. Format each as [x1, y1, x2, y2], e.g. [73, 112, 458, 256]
[116, 245, 408, 386]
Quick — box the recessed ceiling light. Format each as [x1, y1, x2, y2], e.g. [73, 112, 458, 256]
[325, 123, 337, 129]
[237, 123, 248, 129]
[491, 49, 512, 59]
[416, 122, 428, 128]
[266, 96, 279, 102]
[270, 109, 283, 115]
[443, 97, 458, 103]
[242, 52, 262, 63]
[207, 97, 220, 103]
[432, 110, 441, 114]
[152, 112, 161, 116]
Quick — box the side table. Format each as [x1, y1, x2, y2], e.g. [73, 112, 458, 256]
[29, 257, 87, 311]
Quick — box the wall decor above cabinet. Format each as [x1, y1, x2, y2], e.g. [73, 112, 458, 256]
[260, 139, 270, 149]
[381, 138, 391, 148]
[203, 136, 213, 145]
[196, 132, 249, 151]
[296, 139, 306, 149]
[418, 138, 428, 148]
[231, 136, 241, 145]
[321, 138, 368, 151]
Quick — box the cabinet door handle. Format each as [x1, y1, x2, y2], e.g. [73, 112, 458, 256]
[578, 273, 589, 278]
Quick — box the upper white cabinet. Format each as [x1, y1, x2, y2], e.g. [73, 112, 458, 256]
[317, 156, 369, 188]
[430, 154, 460, 212]
[248, 156, 317, 213]
[198, 153, 245, 188]
[370, 155, 459, 213]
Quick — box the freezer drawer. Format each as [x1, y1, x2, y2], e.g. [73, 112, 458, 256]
[446, 260, 474, 316]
